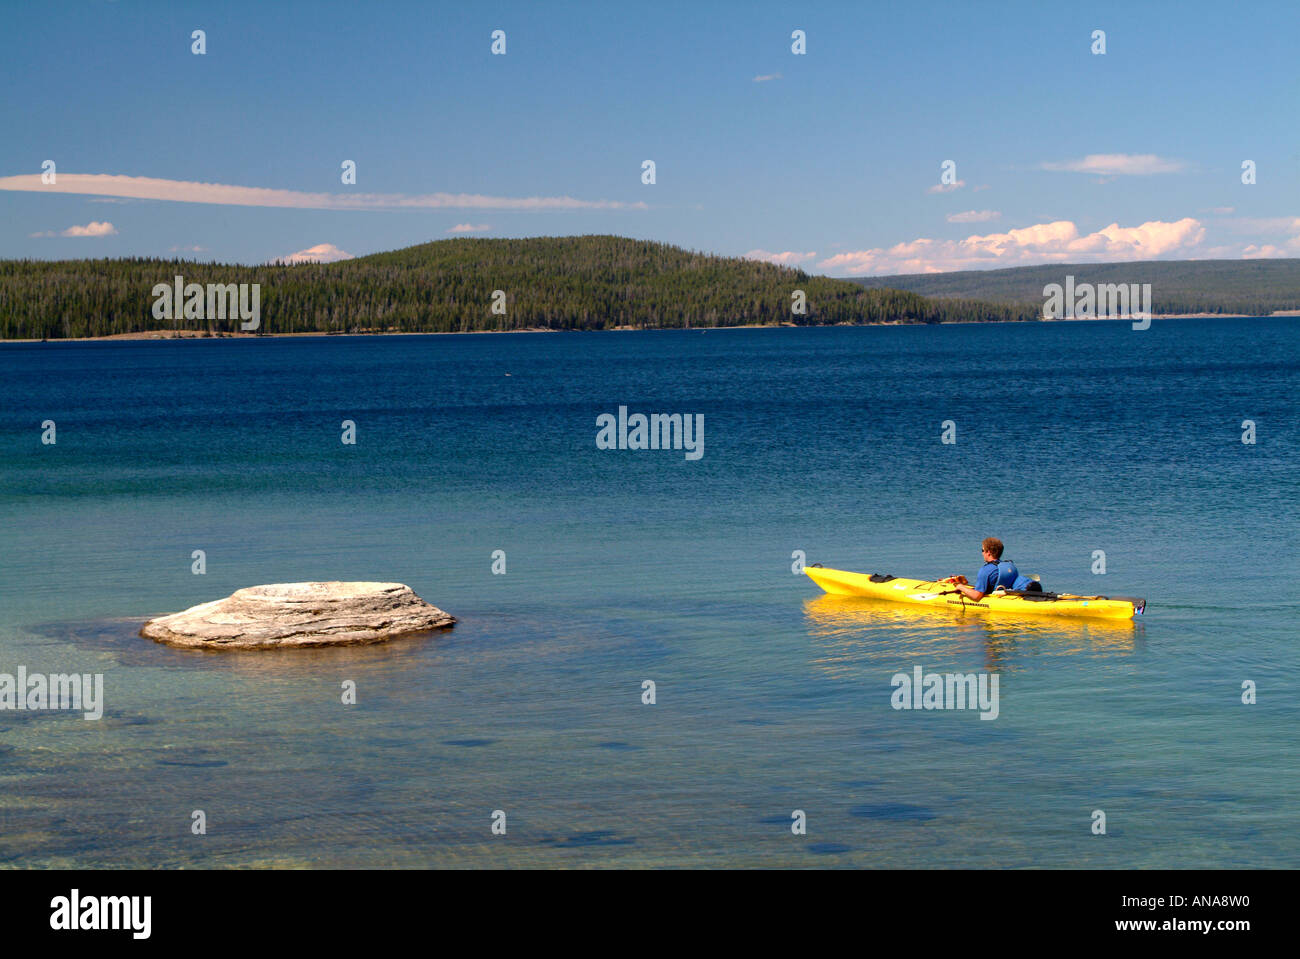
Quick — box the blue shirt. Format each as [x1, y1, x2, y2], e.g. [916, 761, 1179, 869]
[975, 560, 1020, 594]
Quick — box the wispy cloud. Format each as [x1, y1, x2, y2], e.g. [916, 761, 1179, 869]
[1221, 215, 1300, 232]
[170, 244, 208, 253]
[752, 73, 782, 83]
[818, 218, 1206, 275]
[1240, 240, 1300, 257]
[744, 249, 817, 266]
[0, 173, 649, 212]
[1201, 206, 1235, 215]
[1215, 216, 1300, 258]
[926, 180, 965, 194]
[1189, 215, 1300, 258]
[1040, 154, 1186, 176]
[447, 223, 491, 233]
[946, 210, 1000, 224]
[29, 220, 118, 238]
[277, 243, 355, 264]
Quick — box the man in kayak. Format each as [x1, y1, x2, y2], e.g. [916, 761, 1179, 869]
[945, 537, 1041, 601]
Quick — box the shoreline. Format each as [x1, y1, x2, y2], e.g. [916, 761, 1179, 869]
[1, 313, 1294, 343]
[0, 321, 805, 343]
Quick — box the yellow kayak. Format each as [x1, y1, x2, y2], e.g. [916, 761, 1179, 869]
[804, 566, 1144, 620]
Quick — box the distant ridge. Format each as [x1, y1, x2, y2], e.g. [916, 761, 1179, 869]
[0, 235, 1032, 339]
[5, 240, 1294, 340]
[850, 259, 1300, 316]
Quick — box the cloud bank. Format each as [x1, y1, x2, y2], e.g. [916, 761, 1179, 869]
[819, 218, 1208, 275]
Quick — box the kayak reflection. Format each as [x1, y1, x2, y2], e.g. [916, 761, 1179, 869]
[802, 593, 1140, 674]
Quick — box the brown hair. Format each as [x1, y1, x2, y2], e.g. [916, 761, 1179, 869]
[982, 537, 1004, 560]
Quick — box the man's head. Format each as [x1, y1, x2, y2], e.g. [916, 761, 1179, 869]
[982, 537, 1004, 562]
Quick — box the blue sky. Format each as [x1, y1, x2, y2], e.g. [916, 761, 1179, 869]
[2, 0, 1297, 274]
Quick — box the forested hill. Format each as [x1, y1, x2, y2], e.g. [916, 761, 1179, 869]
[0, 235, 1034, 339]
[852, 258, 1300, 316]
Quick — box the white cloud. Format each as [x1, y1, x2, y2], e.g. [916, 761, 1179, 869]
[752, 73, 782, 83]
[0, 173, 649, 212]
[1202, 206, 1235, 215]
[447, 223, 491, 233]
[946, 210, 1000, 224]
[744, 249, 818, 266]
[926, 180, 966, 194]
[818, 218, 1207, 276]
[29, 220, 117, 238]
[277, 243, 355, 264]
[1040, 153, 1186, 176]
[65, 221, 118, 236]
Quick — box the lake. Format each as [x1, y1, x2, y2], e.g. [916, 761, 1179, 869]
[1, 317, 1296, 867]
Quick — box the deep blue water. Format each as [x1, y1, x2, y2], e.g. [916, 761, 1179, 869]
[1, 318, 1297, 867]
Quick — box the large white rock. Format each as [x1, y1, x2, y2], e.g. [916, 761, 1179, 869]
[141, 582, 455, 650]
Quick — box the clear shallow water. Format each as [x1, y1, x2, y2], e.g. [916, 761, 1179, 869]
[0, 318, 1296, 868]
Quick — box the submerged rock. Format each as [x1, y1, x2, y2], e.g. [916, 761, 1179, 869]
[141, 582, 455, 650]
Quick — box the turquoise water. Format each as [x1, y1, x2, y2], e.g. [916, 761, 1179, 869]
[1, 318, 1297, 867]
